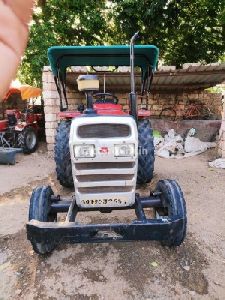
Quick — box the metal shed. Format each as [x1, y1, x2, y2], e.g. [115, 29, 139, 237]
[66, 64, 225, 92]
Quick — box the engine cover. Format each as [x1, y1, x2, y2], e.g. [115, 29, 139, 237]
[69, 115, 138, 208]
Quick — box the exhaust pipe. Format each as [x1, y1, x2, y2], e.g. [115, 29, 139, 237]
[129, 32, 139, 123]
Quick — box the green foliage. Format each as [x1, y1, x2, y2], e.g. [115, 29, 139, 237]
[19, 0, 225, 86]
[206, 86, 225, 94]
[163, 0, 225, 66]
[19, 0, 108, 86]
[108, 0, 168, 46]
[111, 0, 225, 66]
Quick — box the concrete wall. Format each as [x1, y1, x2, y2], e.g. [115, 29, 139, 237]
[42, 67, 224, 155]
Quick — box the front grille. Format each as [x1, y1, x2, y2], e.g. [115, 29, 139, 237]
[76, 174, 134, 182]
[78, 123, 131, 138]
[78, 186, 133, 194]
[72, 117, 137, 207]
[75, 161, 135, 195]
[75, 162, 134, 170]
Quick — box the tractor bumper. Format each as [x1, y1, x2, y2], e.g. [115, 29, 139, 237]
[27, 217, 184, 244]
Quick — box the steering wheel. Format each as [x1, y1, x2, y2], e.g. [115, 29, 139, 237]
[93, 93, 119, 104]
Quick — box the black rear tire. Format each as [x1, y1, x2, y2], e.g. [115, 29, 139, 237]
[29, 186, 57, 254]
[137, 119, 155, 185]
[18, 127, 38, 154]
[54, 121, 73, 188]
[155, 179, 187, 247]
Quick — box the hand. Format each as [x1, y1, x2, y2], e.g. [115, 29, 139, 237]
[0, 0, 34, 100]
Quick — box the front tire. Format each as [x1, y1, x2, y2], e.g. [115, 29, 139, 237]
[29, 186, 57, 254]
[137, 119, 155, 185]
[155, 179, 187, 247]
[54, 121, 73, 188]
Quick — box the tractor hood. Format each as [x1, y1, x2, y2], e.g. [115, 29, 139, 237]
[48, 45, 159, 80]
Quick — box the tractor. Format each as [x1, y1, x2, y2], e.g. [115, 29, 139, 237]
[27, 33, 187, 254]
[0, 87, 43, 154]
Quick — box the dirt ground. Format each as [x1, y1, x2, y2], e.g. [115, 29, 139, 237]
[0, 144, 55, 195]
[0, 146, 225, 300]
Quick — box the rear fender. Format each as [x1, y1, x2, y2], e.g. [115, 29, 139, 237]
[137, 109, 151, 119]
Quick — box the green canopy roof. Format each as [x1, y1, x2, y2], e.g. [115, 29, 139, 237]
[48, 45, 159, 78]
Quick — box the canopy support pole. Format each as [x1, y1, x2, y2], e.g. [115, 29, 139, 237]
[54, 69, 68, 111]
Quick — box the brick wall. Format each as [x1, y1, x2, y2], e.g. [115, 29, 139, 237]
[42, 68, 223, 154]
[148, 91, 222, 119]
[42, 67, 59, 152]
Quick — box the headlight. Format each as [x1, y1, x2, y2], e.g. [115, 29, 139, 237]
[114, 144, 135, 157]
[74, 144, 95, 158]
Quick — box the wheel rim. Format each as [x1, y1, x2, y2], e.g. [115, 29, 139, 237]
[26, 131, 36, 149]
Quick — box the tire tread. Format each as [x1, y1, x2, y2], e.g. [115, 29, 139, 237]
[54, 121, 73, 188]
[137, 119, 155, 184]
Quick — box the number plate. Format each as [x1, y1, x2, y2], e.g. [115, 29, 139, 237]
[80, 196, 129, 207]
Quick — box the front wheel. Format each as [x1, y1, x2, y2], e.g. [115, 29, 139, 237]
[154, 179, 187, 247]
[28, 186, 57, 254]
[18, 127, 38, 154]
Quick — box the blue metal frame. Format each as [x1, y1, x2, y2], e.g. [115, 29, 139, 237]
[26, 194, 185, 245]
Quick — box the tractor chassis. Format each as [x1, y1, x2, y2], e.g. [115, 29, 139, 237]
[27, 193, 185, 245]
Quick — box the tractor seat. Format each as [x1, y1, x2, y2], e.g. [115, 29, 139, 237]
[93, 93, 118, 105]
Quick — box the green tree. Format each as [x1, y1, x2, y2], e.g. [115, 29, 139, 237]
[18, 0, 108, 86]
[164, 0, 225, 66]
[110, 0, 225, 66]
[19, 0, 225, 86]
